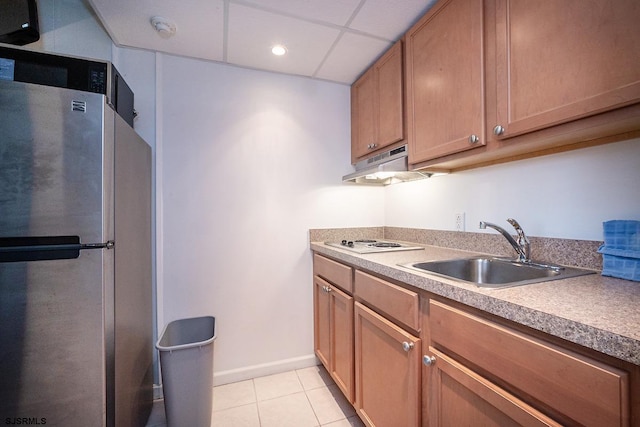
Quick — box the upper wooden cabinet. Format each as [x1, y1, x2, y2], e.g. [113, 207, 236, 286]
[492, 0, 640, 141]
[406, 0, 486, 164]
[351, 41, 404, 163]
[406, 0, 640, 170]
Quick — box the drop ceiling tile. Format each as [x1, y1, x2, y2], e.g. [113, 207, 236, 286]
[315, 32, 392, 84]
[87, 0, 439, 83]
[227, 4, 341, 77]
[88, 0, 225, 61]
[233, 0, 361, 26]
[349, 0, 438, 40]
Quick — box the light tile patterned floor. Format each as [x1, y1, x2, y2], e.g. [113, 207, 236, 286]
[146, 365, 365, 427]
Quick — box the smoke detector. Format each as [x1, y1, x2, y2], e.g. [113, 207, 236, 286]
[150, 16, 176, 38]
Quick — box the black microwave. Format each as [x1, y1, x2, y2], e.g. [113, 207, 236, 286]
[0, 45, 135, 126]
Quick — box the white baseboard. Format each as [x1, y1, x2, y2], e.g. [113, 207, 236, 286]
[153, 383, 164, 400]
[213, 354, 319, 386]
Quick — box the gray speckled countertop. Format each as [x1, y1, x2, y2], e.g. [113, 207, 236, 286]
[310, 241, 640, 366]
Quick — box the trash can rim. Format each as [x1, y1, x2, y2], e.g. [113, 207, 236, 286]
[155, 315, 216, 351]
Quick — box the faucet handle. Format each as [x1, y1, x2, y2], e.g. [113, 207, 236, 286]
[506, 218, 530, 261]
[506, 218, 528, 240]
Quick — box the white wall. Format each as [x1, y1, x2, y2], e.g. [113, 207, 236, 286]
[158, 54, 383, 382]
[31, 0, 112, 60]
[385, 138, 640, 240]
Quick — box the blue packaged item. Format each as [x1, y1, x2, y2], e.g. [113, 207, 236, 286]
[598, 220, 640, 281]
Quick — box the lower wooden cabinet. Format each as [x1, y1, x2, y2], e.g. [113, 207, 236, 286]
[427, 347, 560, 427]
[426, 299, 632, 426]
[354, 302, 421, 427]
[312, 254, 637, 426]
[313, 275, 354, 402]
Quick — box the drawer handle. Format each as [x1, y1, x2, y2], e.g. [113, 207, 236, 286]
[422, 355, 436, 366]
[402, 341, 414, 352]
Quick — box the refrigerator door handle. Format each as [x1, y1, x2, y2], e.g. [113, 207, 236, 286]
[81, 241, 115, 250]
[0, 236, 114, 263]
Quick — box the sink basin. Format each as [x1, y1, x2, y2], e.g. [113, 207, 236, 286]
[401, 257, 595, 289]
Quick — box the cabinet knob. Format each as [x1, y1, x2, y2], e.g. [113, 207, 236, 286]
[468, 134, 479, 144]
[422, 355, 436, 366]
[321, 285, 332, 292]
[493, 125, 505, 136]
[367, 143, 377, 150]
[402, 341, 414, 352]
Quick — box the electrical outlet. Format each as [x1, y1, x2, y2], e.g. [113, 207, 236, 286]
[455, 212, 465, 231]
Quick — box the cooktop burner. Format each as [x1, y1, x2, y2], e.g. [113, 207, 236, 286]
[325, 239, 423, 254]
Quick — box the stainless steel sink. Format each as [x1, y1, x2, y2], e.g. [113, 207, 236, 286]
[401, 257, 595, 289]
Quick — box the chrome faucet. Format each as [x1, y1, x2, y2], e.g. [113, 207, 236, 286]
[479, 218, 531, 262]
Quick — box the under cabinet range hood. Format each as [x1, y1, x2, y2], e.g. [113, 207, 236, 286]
[342, 145, 432, 185]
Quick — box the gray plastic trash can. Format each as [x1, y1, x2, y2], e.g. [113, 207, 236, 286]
[156, 316, 216, 427]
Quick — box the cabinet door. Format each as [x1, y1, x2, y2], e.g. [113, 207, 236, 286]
[352, 70, 377, 160]
[355, 302, 421, 427]
[352, 41, 404, 162]
[376, 41, 404, 149]
[314, 276, 332, 368]
[330, 284, 354, 403]
[426, 348, 561, 427]
[493, 0, 640, 140]
[406, 0, 485, 164]
[314, 276, 355, 403]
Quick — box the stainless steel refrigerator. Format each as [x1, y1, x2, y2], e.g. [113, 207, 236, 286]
[0, 73, 152, 425]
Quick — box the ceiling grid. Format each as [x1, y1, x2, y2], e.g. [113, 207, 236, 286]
[87, 0, 438, 84]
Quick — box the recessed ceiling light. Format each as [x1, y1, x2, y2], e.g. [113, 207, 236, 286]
[271, 45, 287, 56]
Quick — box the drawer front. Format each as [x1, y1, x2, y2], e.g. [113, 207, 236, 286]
[429, 300, 629, 427]
[355, 270, 420, 331]
[313, 254, 353, 293]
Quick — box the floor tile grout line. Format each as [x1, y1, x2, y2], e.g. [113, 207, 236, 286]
[300, 376, 323, 427]
[251, 378, 264, 427]
[211, 378, 259, 413]
[297, 367, 344, 423]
